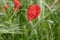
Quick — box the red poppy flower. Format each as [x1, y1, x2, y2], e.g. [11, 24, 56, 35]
[14, 0, 21, 12]
[27, 5, 41, 21]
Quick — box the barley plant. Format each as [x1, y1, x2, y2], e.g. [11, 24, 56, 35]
[0, 0, 60, 40]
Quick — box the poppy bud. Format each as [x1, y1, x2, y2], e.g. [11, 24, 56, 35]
[27, 5, 41, 21]
[48, 5, 51, 9]
[2, 4, 8, 12]
[3, 4, 8, 9]
[54, 0, 58, 5]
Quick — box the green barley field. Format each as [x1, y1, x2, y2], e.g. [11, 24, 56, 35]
[0, 0, 60, 40]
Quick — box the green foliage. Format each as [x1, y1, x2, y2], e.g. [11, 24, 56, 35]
[0, 0, 60, 40]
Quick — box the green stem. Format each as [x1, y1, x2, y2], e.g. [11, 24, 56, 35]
[10, 12, 16, 21]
